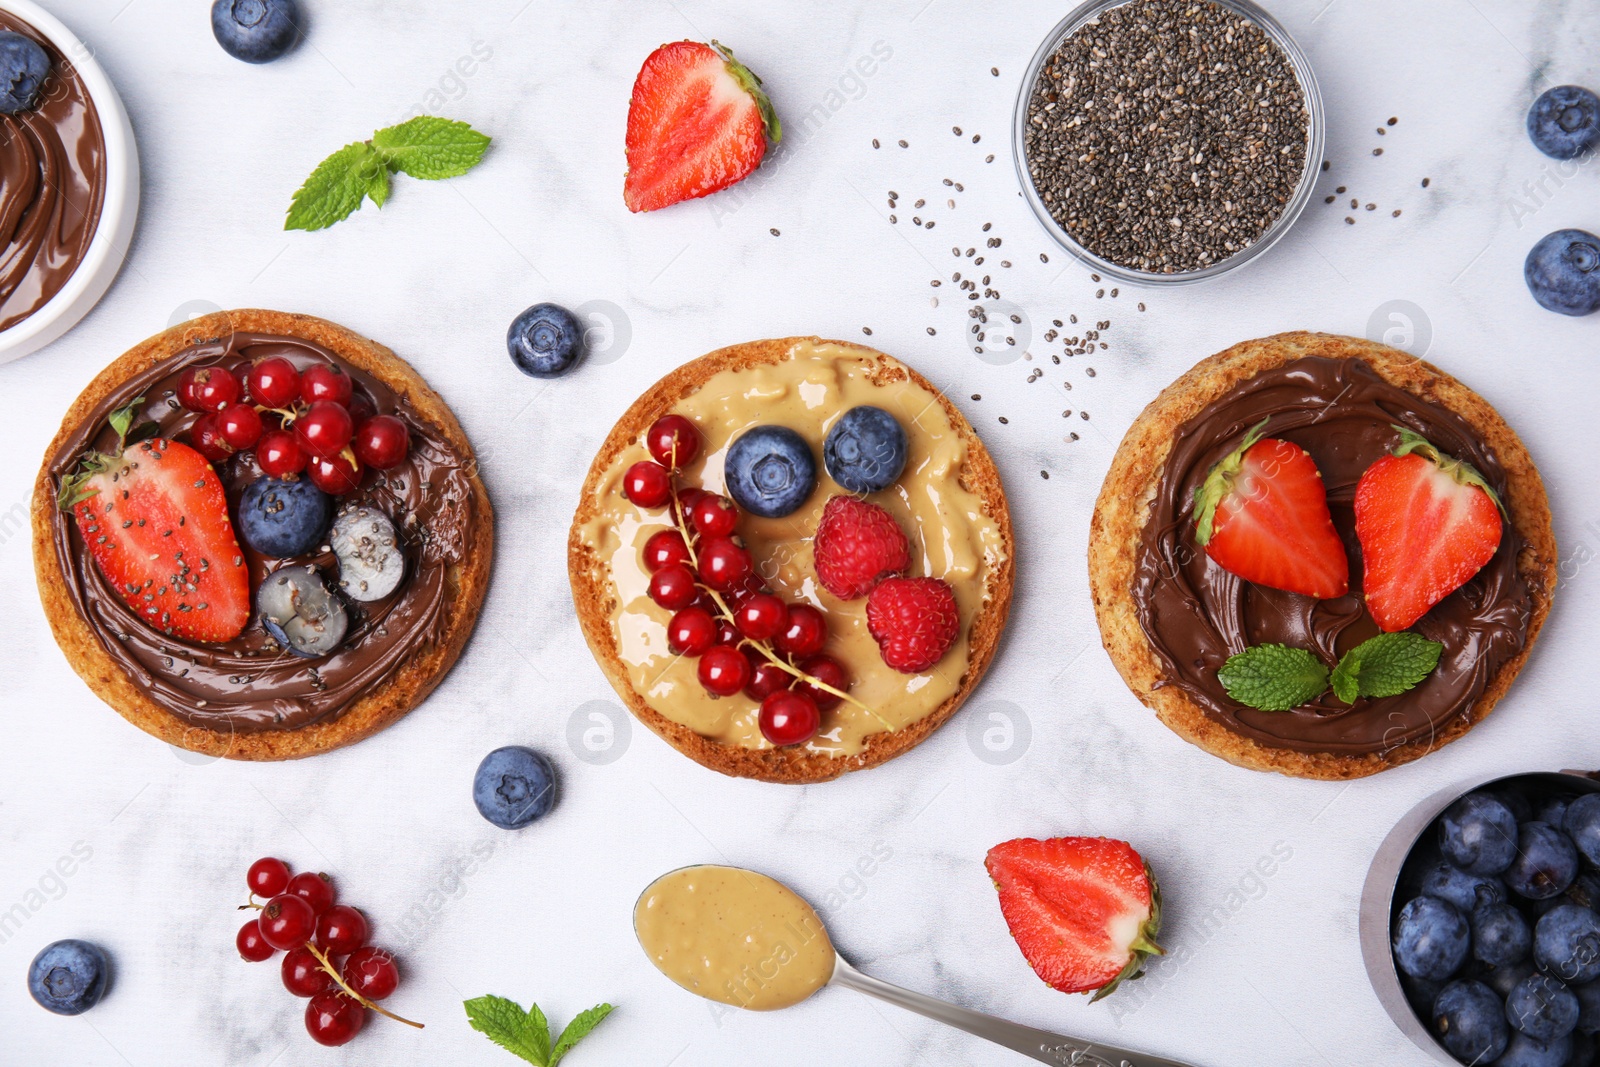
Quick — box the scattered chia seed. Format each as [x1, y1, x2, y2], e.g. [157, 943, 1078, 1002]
[1041, 470, 1049, 479]
[972, 134, 981, 143]
[890, 215, 897, 223]
[998, 416, 1009, 424]
[985, 154, 995, 163]
[1372, 147, 1383, 156]
[1024, 0, 1308, 274]
[873, 138, 880, 148]
[1422, 177, 1431, 188]
[931, 279, 941, 286]
[862, 327, 873, 335]
[1376, 127, 1386, 136]
[1040, 253, 1048, 263]
[898, 139, 908, 148]
[1388, 117, 1398, 126]
[1392, 208, 1402, 217]
[1321, 160, 1330, 171]
[1345, 216, 1355, 225]
[953, 126, 962, 135]
[1337, 186, 1347, 194]
[1138, 302, 1146, 311]
[1069, 432, 1080, 441]
[1325, 195, 1335, 204]
[1365, 203, 1375, 211]
[926, 327, 936, 335]
[770, 227, 780, 236]
[1351, 198, 1359, 209]
[991, 67, 999, 76]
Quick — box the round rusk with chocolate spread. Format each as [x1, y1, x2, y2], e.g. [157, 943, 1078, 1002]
[570, 337, 1014, 784]
[1091, 332, 1555, 780]
[31, 310, 493, 760]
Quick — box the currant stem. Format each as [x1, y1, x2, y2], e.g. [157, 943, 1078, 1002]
[304, 942, 424, 1030]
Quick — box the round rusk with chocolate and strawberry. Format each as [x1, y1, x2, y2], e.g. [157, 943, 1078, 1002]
[1091, 332, 1556, 781]
[570, 337, 1014, 784]
[32, 310, 492, 760]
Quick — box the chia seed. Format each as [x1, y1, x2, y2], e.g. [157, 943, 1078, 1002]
[1023, 0, 1309, 274]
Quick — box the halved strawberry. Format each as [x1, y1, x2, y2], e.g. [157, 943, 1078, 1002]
[1193, 418, 1349, 599]
[1354, 427, 1504, 632]
[985, 836, 1163, 1001]
[59, 402, 250, 643]
[624, 40, 781, 213]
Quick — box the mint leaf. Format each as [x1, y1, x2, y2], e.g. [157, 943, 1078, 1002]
[1330, 647, 1362, 705]
[551, 1003, 614, 1065]
[1336, 632, 1444, 700]
[1217, 644, 1329, 711]
[372, 116, 491, 180]
[464, 995, 551, 1065]
[286, 141, 385, 231]
[365, 163, 391, 209]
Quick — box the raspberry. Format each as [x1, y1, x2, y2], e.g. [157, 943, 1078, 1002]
[865, 577, 959, 673]
[812, 495, 910, 600]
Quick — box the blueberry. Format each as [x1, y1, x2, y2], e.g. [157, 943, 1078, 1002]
[1536, 906, 1600, 985]
[329, 506, 404, 602]
[1527, 86, 1600, 161]
[27, 940, 108, 1016]
[258, 567, 347, 658]
[1564, 796, 1600, 866]
[1494, 1031, 1571, 1067]
[1566, 873, 1600, 912]
[1443, 793, 1521, 875]
[0, 31, 51, 114]
[210, 0, 301, 64]
[1509, 974, 1581, 1041]
[1423, 861, 1507, 914]
[1405, 972, 1449, 1017]
[1490, 961, 1542, 999]
[1508, 823, 1580, 900]
[724, 425, 816, 518]
[473, 746, 557, 830]
[1395, 895, 1471, 981]
[507, 303, 584, 378]
[1434, 980, 1510, 1063]
[1537, 796, 1576, 831]
[823, 406, 908, 494]
[238, 476, 331, 558]
[1476, 903, 1535, 969]
[1525, 230, 1600, 317]
[1574, 981, 1600, 1034]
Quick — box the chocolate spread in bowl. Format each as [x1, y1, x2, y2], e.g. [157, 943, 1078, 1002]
[0, 11, 105, 334]
[1132, 356, 1533, 756]
[46, 332, 478, 734]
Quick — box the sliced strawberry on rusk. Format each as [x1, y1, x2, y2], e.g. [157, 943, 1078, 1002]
[985, 836, 1163, 1001]
[59, 402, 251, 643]
[1192, 418, 1349, 599]
[624, 40, 781, 213]
[1354, 426, 1504, 633]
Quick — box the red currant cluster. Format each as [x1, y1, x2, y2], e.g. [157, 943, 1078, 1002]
[175, 358, 411, 496]
[235, 856, 420, 1047]
[625, 415, 853, 748]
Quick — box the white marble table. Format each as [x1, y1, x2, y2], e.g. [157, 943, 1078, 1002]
[3, 1, 1598, 1064]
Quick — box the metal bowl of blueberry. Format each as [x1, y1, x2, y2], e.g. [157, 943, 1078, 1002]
[1361, 771, 1600, 1066]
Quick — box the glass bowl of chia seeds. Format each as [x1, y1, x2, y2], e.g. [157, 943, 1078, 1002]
[1014, 0, 1325, 285]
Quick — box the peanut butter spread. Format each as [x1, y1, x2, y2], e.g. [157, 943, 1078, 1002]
[577, 340, 1006, 755]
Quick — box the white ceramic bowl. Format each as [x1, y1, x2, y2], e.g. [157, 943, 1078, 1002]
[0, 0, 139, 364]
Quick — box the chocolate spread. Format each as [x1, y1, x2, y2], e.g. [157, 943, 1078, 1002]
[0, 11, 105, 334]
[1132, 356, 1532, 756]
[47, 332, 477, 734]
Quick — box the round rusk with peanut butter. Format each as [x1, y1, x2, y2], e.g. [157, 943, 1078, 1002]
[569, 337, 1014, 783]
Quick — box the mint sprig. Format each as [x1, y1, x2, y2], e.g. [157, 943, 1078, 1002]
[1221, 632, 1445, 711]
[464, 995, 613, 1067]
[287, 117, 491, 231]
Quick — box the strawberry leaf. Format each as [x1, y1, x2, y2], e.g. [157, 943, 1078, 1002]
[1192, 417, 1270, 545]
[713, 40, 781, 144]
[1388, 425, 1506, 516]
[1334, 632, 1444, 700]
[1217, 643, 1329, 711]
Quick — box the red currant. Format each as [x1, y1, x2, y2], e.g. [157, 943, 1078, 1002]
[690, 494, 739, 538]
[796, 655, 849, 712]
[295, 400, 354, 458]
[189, 414, 234, 463]
[697, 537, 752, 590]
[714, 619, 742, 647]
[775, 604, 828, 658]
[257, 429, 307, 478]
[642, 529, 690, 573]
[647, 415, 702, 470]
[286, 871, 336, 915]
[259, 893, 318, 950]
[346, 395, 376, 428]
[300, 363, 353, 407]
[315, 904, 369, 956]
[190, 366, 242, 413]
[247, 857, 292, 898]
[744, 658, 793, 701]
[233, 363, 252, 401]
[218, 405, 264, 450]
[305, 991, 366, 1047]
[353, 415, 409, 470]
[734, 593, 787, 641]
[623, 461, 672, 509]
[761, 690, 821, 746]
[647, 563, 699, 611]
[176, 367, 208, 411]
[667, 606, 717, 656]
[248, 357, 300, 409]
[342, 947, 399, 1001]
[282, 946, 335, 997]
[698, 645, 752, 696]
[308, 453, 363, 496]
[675, 487, 711, 518]
[237, 919, 276, 962]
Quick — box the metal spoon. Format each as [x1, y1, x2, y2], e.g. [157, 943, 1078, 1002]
[829, 952, 1197, 1067]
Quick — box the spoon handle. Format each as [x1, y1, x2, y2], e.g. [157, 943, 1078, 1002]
[830, 956, 1198, 1067]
